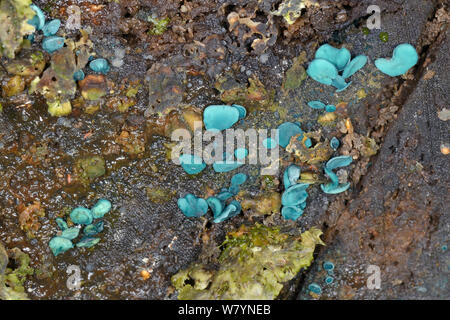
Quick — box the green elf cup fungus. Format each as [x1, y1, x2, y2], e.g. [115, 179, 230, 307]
[73, 69, 85, 81]
[91, 199, 112, 219]
[263, 138, 277, 149]
[217, 190, 234, 201]
[323, 261, 335, 271]
[49, 237, 73, 256]
[234, 148, 248, 160]
[179, 154, 206, 175]
[42, 19, 61, 36]
[307, 101, 326, 110]
[330, 137, 340, 150]
[83, 221, 104, 236]
[177, 194, 208, 218]
[281, 184, 309, 206]
[375, 43, 418, 77]
[55, 217, 68, 230]
[342, 55, 368, 79]
[283, 164, 301, 189]
[315, 44, 351, 71]
[331, 75, 352, 92]
[321, 156, 352, 194]
[212, 161, 244, 173]
[308, 283, 322, 295]
[325, 155, 353, 170]
[231, 104, 247, 119]
[325, 105, 336, 113]
[277, 122, 303, 148]
[60, 227, 80, 240]
[89, 58, 110, 74]
[281, 205, 304, 221]
[70, 207, 93, 225]
[231, 173, 247, 186]
[28, 4, 45, 31]
[76, 237, 101, 248]
[307, 59, 339, 86]
[206, 197, 224, 217]
[213, 200, 242, 223]
[42, 36, 65, 54]
[203, 105, 240, 131]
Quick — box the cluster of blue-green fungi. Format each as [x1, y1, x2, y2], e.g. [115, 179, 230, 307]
[308, 261, 336, 296]
[320, 156, 353, 194]
[48, 199, 112, 256]
[307, 100, 336, 113]
[307, 44, 367, 92]
[281, 165, 309, 221]
[177, 173, 247, 223]
[179, 104, 247, 175]
[307, 43, 418, 90]
[26, 3, 110, 80]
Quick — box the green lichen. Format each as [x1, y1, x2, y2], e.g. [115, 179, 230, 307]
[0, 245, 33, 300]
[146, 187, 176, 204]
[283, 52, 307, 90]
[147, 17, 170, 35]
[3, 50, 46, 77]
[0, 0, 36, 58]
[272, 0, 319, 25]
[75, 155, 106, 186]
[172, 225, 324, 300]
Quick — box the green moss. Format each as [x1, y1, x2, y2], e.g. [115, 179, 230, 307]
[1, 246, 33, 300]
[147, 17, 170, 35]
[379, 32, 389, 43]
[75, 155, 106, 185]
[172, 225, 324, 300]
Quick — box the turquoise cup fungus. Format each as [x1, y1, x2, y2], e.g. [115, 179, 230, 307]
[307, 59, 339, 86]
[49, 237, 74, 256]
[28, 4, 45, 31]
[89, 58, 110, 74]
[203, 105, 240, 131]
[375, 43, 419, 77]
[277, 122, 303, 148]
[177, 194, 208, 218]
[283, 164, 301, 189]
[42, 19, 61, 37]
[281, 205, 304, 221]
[315, 44, 351, 71]
[70, 207, 93, 225]
[212, 161, 244, 173]
[91, 199, 112, 219]
[342, 55, 368, 79]
[42, 36, 65, 53]
[60, 227, 80, 240]
[307, 101, 326, 110]
[179, 154, 206, 175]
[76, 237, 101, 248]
[213, 200, 242, 223]
[281, 183, 309, 206]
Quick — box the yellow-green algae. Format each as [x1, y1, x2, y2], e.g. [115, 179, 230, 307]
[172, 225, 324, 300]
